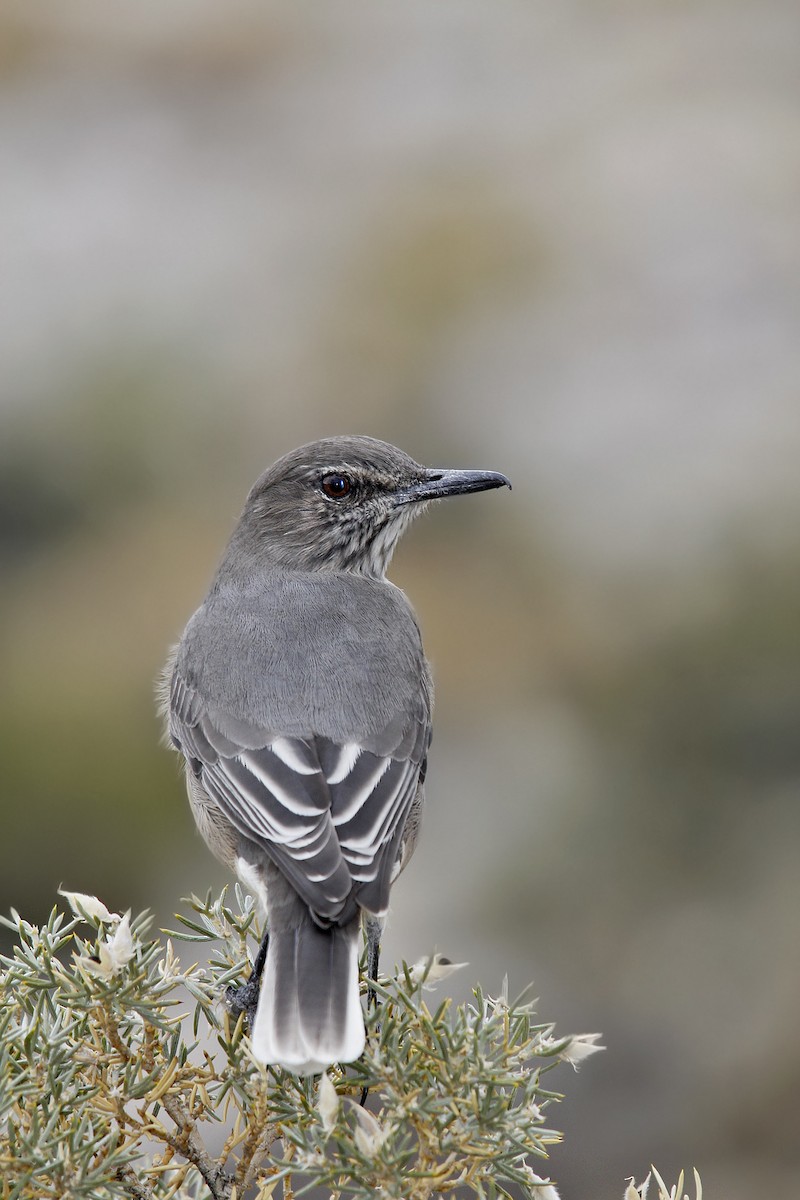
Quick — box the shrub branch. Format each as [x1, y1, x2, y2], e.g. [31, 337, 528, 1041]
[0, 888, 698, 1199]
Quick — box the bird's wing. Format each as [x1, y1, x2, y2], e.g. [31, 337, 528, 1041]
[170, 669, 428, 924]
[316, 735, 426, 916]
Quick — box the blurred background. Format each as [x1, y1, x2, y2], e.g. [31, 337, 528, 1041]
[1, 0, 799, 1195]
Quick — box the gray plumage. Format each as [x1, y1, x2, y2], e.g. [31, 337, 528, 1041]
[164, 435, 510, 1074]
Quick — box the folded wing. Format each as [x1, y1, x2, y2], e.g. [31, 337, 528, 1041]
[169, 670, 427, 924]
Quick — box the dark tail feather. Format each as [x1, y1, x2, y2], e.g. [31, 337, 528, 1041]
[251, 913, 364, 1074]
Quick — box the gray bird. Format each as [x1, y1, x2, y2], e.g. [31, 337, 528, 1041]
[164, 436, 510, 1074]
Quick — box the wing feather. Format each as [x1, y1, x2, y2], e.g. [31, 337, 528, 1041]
[170, 668, 429, 924]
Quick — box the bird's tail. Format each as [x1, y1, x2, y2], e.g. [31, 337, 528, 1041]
[251, 911, 365, 1075]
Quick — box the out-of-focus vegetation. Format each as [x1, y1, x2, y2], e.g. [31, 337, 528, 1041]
[1, 2, 799, 1197]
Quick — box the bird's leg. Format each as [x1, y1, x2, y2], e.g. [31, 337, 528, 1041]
[360, 915, 384, 1106]
[225, 927, 269, 1028]
[365, 914, 383, 1009]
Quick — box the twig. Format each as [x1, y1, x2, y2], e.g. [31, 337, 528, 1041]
[115, 1165, 155, 1200]
[98, 1003, 132, 1063]
[160, 1090, 235, 1200]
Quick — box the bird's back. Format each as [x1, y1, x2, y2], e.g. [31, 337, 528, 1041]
[175, 569, 432, 758]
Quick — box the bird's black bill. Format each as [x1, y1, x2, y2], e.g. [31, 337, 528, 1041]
[395, 467, 512, 506]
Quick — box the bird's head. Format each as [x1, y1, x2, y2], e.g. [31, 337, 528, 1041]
[225, 435, 511, 577]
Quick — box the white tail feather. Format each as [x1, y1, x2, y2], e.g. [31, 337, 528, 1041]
[250, 921, 365, 1075]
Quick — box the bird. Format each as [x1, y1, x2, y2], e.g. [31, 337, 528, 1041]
[164, 435, 510, 1075]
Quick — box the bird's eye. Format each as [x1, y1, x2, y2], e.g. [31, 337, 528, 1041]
[321, 473, 353, 500]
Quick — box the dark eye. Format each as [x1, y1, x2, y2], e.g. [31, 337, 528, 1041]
[321, 473, 353, 499]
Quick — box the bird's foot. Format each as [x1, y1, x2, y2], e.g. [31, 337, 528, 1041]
[225, 930, 269, 1029]
[224, 976, 261, 1029]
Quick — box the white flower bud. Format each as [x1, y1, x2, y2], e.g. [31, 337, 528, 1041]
[561, 1032, 604, 1069]
[624, 1175, 650, 1199]
[317, 1072, 340, 1133]
[407, 952, 468, 989]
[526, 1170, 560, 1200]
[74, 912, 135, 979]
[350, 1103, 388, 1158]
[59, 890, 120, 925]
